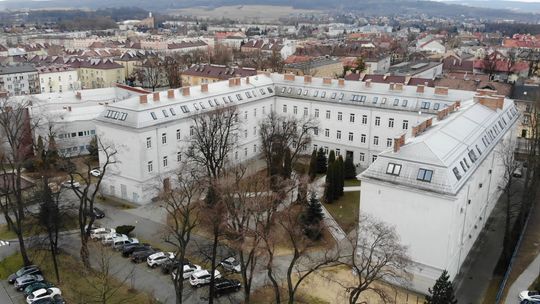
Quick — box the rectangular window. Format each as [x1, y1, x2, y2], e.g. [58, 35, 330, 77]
[386, 138, 392, 147]
[393, 98, 399, 106]
[315, 109, 319, 118]
[283, 105, 287, 113]
[331, 92, 337, 99]
[321, 91, 326, 98]
[386, 163, 401, 175]
[176, 129, 181, 140]
[350, 113, 355, 122]
[162, 133, 167, 144]
[381, 97, 387, 104]
[180, 105, 189, 113]
[375, 117, 380, 126]
[303, 107, 308, 117]
[388, 118, 394, 128]
[170, 108, 176, 116]
[372, 97, 378, 104]
[433, 103, 440, 110]
[421, 101, 430, 109]
[337, 130, 341, 139]
[293, 106, 298, 115]
[338, 112, 342, 121]
[373, 136, 379, 145]
[453, 167, 462, 180]
[362, 115, 367, 124]
[177, 152, 182, 162]
[146, 137, 151, 148]
[313, 90, 319, 97]
[468, 150, 478, 163]
[147, 161, 153, 172]
[163, 156, 168, 167]
[326, 110, 331, 119]
[348, 132, 353, 141]
[402, 99, 408, 107]
[359, 153, 365, 162]
[325, 129, 330, 137]
[417, 168, 433, 182]
[361, 134, 366, 143]
[314, 128, 318, 136]
[150, 112, 157, 120]
[297, 88, 302, 95]
[403, 120, 409, 130]
[162, 109, 169, 117]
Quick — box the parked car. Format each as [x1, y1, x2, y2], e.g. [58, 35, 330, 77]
[61, 181, 80, 188]
[113, 237, 139, 250]
[122, 243, 151, 257]
[8, 266, 41, 284]
[90, 169, 101, 177]
[101, 233, 126, 245]
[520, 291, 540, 301]
[26, 287, 61, 304]
[189, 269, 221, 287]
[15, 275, 45, 291]
[513, 165, 523, 178]
[172, 264, 202, 280]
[220, 257, 241, 273]
[161, 259, 190, 274]
[131, 249, 157, 263]
[147, 252, 175, 268]
[521, 300, 540, 304]
[214, 278, 241, 297]
[85, 207, 105, 219]
[24, 282, 54, 296]
[90, 228, 115, 240]
[32, 294, 65, 304]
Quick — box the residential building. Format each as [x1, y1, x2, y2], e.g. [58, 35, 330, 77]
[181, 64, 257, 86]
[283, 57, 343, 77]
[37, 65, 80, 93]
[79, 59, 125, 89]
[0, 65, 39, 96]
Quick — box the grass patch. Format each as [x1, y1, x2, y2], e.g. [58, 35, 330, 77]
[97, 195, 136, 209]
[344, 179, 361, 187]
[0, 251, 23, 280]
[0, 212, 78, 241]
[530, 275, 540, 290]
[251, 286, 329, 304]
[0, 225, 18, 240]
[324, 191, 360, 233]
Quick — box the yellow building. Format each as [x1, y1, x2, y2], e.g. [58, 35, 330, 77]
[283, 57, 343, 78]
[79, 59, 125, 89]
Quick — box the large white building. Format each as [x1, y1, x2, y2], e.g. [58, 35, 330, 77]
[37, 65, 81, 94]
[94, 74, 518, 292]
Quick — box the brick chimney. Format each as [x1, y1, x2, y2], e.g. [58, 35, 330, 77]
[201, 83, 208, 93]
[245, 76, 250, 84]
[284, 74, 295, 81]
[389, 82, 395, 90]
[476, 88, 498, 96]
[434, 86, 449, 96]
[75, 91, 82, 99]
[425, 117, 433, 128]
[153, 92, 160, 102]
[338, 78, 345, 86]
[229, 78, 235, 87]
[139, 95, 148, 104]
[235, 77, 241, 86]
[395, 83, 403, 91]
[474, 95, 504, 111]
[304, 75, 312, 83]
[416, 84, 425, 94]
[182, 87, 190, 96]
[323, 77, 332, 85]
[365, 79, 372, 88]
[393, 134, 405, 153]
[167, 89, 175, 98]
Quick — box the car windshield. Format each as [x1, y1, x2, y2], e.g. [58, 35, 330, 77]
[16, 269, 26, 276]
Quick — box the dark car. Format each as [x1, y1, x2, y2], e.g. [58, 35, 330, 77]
[214, 278, 241, 297]
[33, 294, 66, 304]
[131, 249, 157, 263]
[122, 243, 152, 257]
[8, 265, 41, 284]
[85, 207, 105, 219]
[23, 281, 54, 296]
[161, 258, 190, 274]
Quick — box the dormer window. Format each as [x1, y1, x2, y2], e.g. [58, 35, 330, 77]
[281, 87, 286, 93]
[162, 109, 169, 117]
[453, 167, 462, 180]
[417, 168, 433, 182]
[150, 112, 157, 120]
[386, 163, 402, 176]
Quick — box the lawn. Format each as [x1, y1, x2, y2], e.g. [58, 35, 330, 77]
[324, 191, 360, 233]
[344, 179, 361, 187]
[0, 213, 78, 241]
[0, 251, 23, 279]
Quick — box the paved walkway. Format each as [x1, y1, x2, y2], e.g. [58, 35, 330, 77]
[311, 176, 348, 241]
[505, 253, 540, 304]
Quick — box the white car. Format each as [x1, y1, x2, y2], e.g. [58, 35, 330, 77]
[61, 181, 80, 188]
[220, 257, 241, 273]
[519, 291, 540, 301]
[172, 263, 202, 280]
[26, 287, 61, 304]
[101, 233, 126, 245]
[113, 237, 139, 250]
[90, 169, 101, 177]
[189, 269, 221, 287]
[90, 228, 115, 240]
[147, 252, 174, 268]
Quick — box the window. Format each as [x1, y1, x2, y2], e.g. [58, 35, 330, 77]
[283, 105, 287, 113]
[388, 118, 394, 128]
[170, 108, 176, 116]
[253, 144, 257, 152]
[338, 112, 342, 121]
[373, 136, 379, 145]
[453, 167, 462, 180]
[260, 88, 266, 95]
[147, 161, 153, 173]
[150, 112, 157, 120]
[361, 134, 366, 143]
[372, 97, 378, 104]
[293, 106, 298, 115]
[325, 129, 330, 137]
[146, 137, 152, 148]
[381, 97, 387, 104]
[321, 91, 326, 98]
[163, 156, 168, 167]
[331, 92, 337, 99]
[375, 116, 380, 126]
[386, 138, 392, 147]
[326, 110, 331, 119]
[304, 107, 308, 117]
[262, 106, 266, 114]
[253, 108, 257, 117]
[386, 163, 402, 175]
[393, 98, 399, 106]
[246, 91, 252, 98]
[403, 120, 409, 130]
[339, 93, 345, 101]
[314, 128, 318, 136]
[460, 161, 467, 172]
[468, 150, 478, 163]
[348, 132, 353, 141]
[350, 113, 355, 122]
[267, 87, 273, 94]
[417, 168, 433, 182]
[402, 100, 408, 107]
[162, 133, 167, 144]
[190, 126, 194, 136]
[337, 130, 341, 139]
[180, 105, 189, 113]
[253, 126, 257, 135]
[336, 149, 341, 156]
[314, 109, 319, 118]
[421, 101, 430, 109]
[162, 109, 169, 117]
[324, 147, 329, 154]
[359, 153, 365, 162]
[433, 103, 440, 110]
[362, 115, 367, 124]
[313, 90, 319, 97]
[297, 88, 302, 95]
[287, 87, 292, 94]
[177, 152, 182, 162]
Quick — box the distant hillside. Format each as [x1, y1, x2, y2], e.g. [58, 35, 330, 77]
[447, 0, 540, 14]
[0, 0, 539, 21]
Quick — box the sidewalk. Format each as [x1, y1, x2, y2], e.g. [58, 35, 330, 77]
[505, 253, 540, 304]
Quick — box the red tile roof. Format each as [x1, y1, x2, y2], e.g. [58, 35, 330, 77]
[473, 59, 529, 73]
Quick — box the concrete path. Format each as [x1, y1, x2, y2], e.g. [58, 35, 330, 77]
[505, 253, 540, 304]
[311, 176, 348, 241]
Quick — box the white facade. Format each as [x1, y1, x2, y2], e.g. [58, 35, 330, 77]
[38, 68, 80, 93]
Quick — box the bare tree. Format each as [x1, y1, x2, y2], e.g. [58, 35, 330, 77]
[268, 50, 284, 73]
[136, 57, 163, 91]
[210, 44, 233, 65]
[162, 165, 204, 304]
[163, 55, 184, 89]
[0, 98, 37, 266]
[64, 137, 117, 268]
[342, 215, 411, 304]
[482, 53, 499, 80]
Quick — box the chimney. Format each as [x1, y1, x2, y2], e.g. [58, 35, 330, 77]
[304, 75, 312, 83]
[434, 86, 449, 96]
[229, 78, 235, 87]
[235, 77, 241, 86]
[454, 100, 461, 109]
[412, 125, 420, 137]
[393, 134, 405, 153]
[182, 87, 190, 96]
[201, 83, 208, 93]
[338, 78, 345, 86]
[323, 77, 332, 85]
[75, 91, 82, 99]
[245, 76, 250, 84]
[139, 95, 148, 104]
[389, 82, 395, 90]
[365, 79, 372, 88]
[284, 74, 295, 81]
[474, 95, 504, 111]
[395, 83, 403, 91]
[476, 88, 497, 96]
[167, 89, 175, 98]
[425, 117, 433, 128]
[416, 84, 425, 94]
[153, 92, 160, 102]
